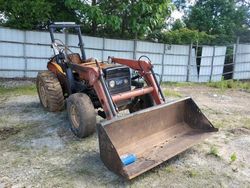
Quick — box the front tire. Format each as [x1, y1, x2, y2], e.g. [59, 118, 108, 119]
[36, 71, 64, 112]
[67, 93, 96, 138]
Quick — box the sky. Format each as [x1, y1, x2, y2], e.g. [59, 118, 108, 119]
[171, 0, 196, 20]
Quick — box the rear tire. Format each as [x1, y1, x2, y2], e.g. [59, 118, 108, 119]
[128, 94, 154, 113]
[36, 71, 64, 112]
[67, 93, 96, 138]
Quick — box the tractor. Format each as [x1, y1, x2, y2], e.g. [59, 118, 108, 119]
[36, 22, 217, 179]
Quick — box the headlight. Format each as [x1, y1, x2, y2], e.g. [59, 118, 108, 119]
[124, 78, 128, 84]
[109, 80, 115, 88]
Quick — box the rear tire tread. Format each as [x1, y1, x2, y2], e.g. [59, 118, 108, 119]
[37, 71, 64, 112]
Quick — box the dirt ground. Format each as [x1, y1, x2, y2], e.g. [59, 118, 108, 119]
[0, 80, 250, 188]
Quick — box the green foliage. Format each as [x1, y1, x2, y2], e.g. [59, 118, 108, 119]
[0, 84, 36, 96]
[165, 165, 174, 173]
[66, 0, 173, 39]
[163, 89, 182, 97]
[185, 0, 249, 44]
[243, 118, 250, 129]
[207, 80, 250, 92]
[0, 0, 52, 29]
[159, 28, 215, 44]
[0, 0, 78, 30]
[230, 153, 237, 163]
[172, 19, 185, 30]
[208, 146, 220, 158]
[0, 0, 248, 44]
[186, 169, 199, 178]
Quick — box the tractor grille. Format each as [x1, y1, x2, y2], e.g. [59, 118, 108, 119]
[103, 66, 131, 95]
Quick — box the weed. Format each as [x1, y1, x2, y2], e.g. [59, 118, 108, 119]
[243, 118, 250, 129]
[208, 146, 220, 158]
[207, 79, 250, 92]
[163, 89, 182, 97]
[0, 84, 37, 96]
[230, 153, 237, 163]
[186, 169, 198, 178]
[165, 165, 174, 173]
[161, 82, 198, 87]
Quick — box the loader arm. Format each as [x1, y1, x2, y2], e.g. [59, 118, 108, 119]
[110, 57, 164, 104]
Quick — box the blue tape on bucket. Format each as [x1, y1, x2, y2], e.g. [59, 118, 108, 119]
[121, 154, 137, 166]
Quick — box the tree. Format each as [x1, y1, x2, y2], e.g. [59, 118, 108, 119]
[149, 28, 215, 44]
[0, 0, 79, 30]
[66, 0, 173, 39]
[172, 19, 185, 30]
[185, 0, 249, 43]
[0, 0, 52, 29]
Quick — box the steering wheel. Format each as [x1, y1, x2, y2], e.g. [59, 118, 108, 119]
[53, 39, 73, 56]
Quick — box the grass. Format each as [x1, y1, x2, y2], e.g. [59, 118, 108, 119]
[0, 84, 37, 96]
[165, 165, 175, 173]
[243, 118, 250, 129]
[162, 80, 250, 92]
[161, 82, 198, 87]
[207, 79, 250, 91]
[208, 146, 220, 158]
[230, 153, 237, 163]
[163, 89, 182, 97]
[185, 169, 199, 178]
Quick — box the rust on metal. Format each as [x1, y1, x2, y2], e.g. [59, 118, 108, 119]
[112, 86, 154, 102]
[97, 97, 218, 179]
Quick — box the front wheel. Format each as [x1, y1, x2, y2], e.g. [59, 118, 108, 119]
[67, 93, 96, 138]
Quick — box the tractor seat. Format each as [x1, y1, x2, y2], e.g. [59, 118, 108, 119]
[67, 53, 95, 64]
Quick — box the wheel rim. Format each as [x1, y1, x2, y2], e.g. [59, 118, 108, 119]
[39, 82, 48, 108]
[70, 104, 80, 129]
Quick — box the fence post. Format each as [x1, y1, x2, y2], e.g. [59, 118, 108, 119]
[160, 44, 166, 83]
[102, 37, 105, 61]
[133, 39, 137, 60]
[186, 43, 193, 82]
[65, 31, 69, 46]
[209, 46, 216, 82]
[232, 37, 240, 79]
[23, 31, 27, 78]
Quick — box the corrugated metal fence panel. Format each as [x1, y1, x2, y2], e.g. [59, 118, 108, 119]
[26, 30, 51, 44]
[0, 27, 24, 42]
[137, 41, 164, 53]
[0, 42, 23, 56]
[2, 27, 247, 81]
[25, 44, 52, 58]
[163, 45, 189, 82]
[199, 46, 226, 82]
[233, 44, 250, 79]
[199, 46, 213, 82]
[135, 41, 164, 78]
[105, 39, 134, 51]
[135, 53, 163, 76]
[103, 51, 133, 60]
[0, 71, 24, 78]
[83, 36, 103, 49]
[0, 57, 25, 78]
[0, 36, 25, 77]
[189, 49, 198, 82]
[211, 46, 226, 81]
[103, 39, 134, 60]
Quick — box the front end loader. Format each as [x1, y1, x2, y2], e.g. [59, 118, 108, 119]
[36, 22, 218, 179]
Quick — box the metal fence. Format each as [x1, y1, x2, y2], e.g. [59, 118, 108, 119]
[0, 27, 250, 82]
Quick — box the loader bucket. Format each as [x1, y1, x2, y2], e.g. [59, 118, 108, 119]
[97, 97, 218, 179]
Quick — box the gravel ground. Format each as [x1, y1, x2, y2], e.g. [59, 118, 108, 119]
[0, 80, 250, 188]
